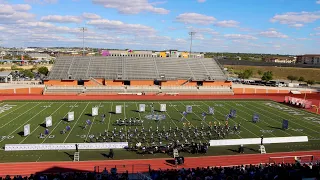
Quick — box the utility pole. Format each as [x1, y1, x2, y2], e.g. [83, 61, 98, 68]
[80, 27, 87, 56]
[189, 32, 196, 58]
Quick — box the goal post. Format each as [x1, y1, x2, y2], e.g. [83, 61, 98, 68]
[269, 155, 314, 164]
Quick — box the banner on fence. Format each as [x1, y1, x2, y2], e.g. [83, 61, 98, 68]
[5, 142, 129, 151]
[209, 136, 308, 146]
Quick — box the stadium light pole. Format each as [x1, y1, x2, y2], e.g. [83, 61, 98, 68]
[189, 32, 196, 58]
[80, 27, 87, 56]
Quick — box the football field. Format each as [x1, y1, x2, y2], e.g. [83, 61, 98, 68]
[0, 100, 319, 162]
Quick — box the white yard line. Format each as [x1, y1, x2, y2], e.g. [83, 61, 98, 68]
[239, 101, 296, 137]
[62, 102, 90, 143]
[221, 101, 277, 137]
[201, 101, 259, 138]
[168, 102, 194, 127]
[36, 155, 42, 162]
[268, 102, 320, 128]
[157, 102, 178, 128]
[255, 101, 320, 135]
[19, 103, 66, 144]
[85, 102, 102, 142]
[188, 102, 243, 138]
[0, 103, 54, 143]
[106, 102, 114, 132]
[0, 103, 41, 129]
[0, 103, 34, 123]
[41, 102, 79, 144]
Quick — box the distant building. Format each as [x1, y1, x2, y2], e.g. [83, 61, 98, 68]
[296, 54, 320, 65]
[262, 56, 296, 64]
[28, 53, 53, 60]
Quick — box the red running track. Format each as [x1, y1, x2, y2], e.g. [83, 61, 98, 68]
[0, 150, 319, 176]
[0, 94, 319, 176]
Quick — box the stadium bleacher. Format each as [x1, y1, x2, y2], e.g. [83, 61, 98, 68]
[47, 57, 226, 81]
[44, 56, 232, 95]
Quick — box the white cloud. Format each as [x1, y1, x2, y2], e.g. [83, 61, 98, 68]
[316, 0, 320, 4]
[186, 27, 219, 35]
[290, 23, 304, 28]
[224, 34, 257, 40]
[83, 13, 101, 19]
[214, 20, 239, 28]
[41, 15, 82, 23]
[315, 27, 320, 30]
[270, 11, 320, 27]
[24, 0, 58, 4]
[12, 4, 32, 11]
[87, 19, 156, 35]
[92, 0, 169, 14]
[0, 3, 35, 23]
[259, 30, 288, 38]
[198, 0, 206, 3]
[176, 13, 216, 25]
[0, 4, 32, 15]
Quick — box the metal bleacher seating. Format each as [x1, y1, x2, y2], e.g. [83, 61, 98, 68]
[47, 57, 227, 81]
[46, 56, 231, 95]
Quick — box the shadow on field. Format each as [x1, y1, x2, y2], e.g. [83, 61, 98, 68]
[64, 152, 74, 160]
[101, 153, 109, 158]
[85, 113, 92, 117]
[35, 166, 90, 175]
[61, 118, 69, 122]
[109, 112, 116, 114]
[227, 148, 239, 153]
[267, 125, 282, 130]
[17, 131, 24, 137]
[131, 110, 140, 113]
[165, 159, 176, 167]
[227, 147, 260, 154]
[39, 123, 46, 128]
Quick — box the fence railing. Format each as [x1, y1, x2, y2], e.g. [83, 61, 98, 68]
[94, 164, 151, 174]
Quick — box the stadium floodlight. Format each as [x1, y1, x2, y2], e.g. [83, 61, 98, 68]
[80, 27, 87, 56]
[189, 32, 196, 58]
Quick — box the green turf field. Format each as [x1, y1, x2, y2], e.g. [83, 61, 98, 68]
[0, 100, 319, 163]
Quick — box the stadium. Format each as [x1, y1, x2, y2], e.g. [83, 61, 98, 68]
[0, 54, 319, 179]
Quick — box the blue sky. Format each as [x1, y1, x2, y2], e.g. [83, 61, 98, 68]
[1, 0, 320, 54]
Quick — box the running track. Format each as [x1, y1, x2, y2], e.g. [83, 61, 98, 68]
[0, 93, 319, 176]
[0, 151, 319, 176]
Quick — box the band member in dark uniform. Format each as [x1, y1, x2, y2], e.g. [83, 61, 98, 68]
[75, 144, 78, 152]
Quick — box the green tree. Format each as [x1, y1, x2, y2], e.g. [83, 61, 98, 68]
[22, 69, 34, 78]
[262, 71, 273, 81]
[257, 70, 263, 75]
[238, 69, 253, 79]
[306, 80, 315, 86]
[298, 76, 305, 82]
[287, 75, 298, 82]
[38, 66, 49, 76]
